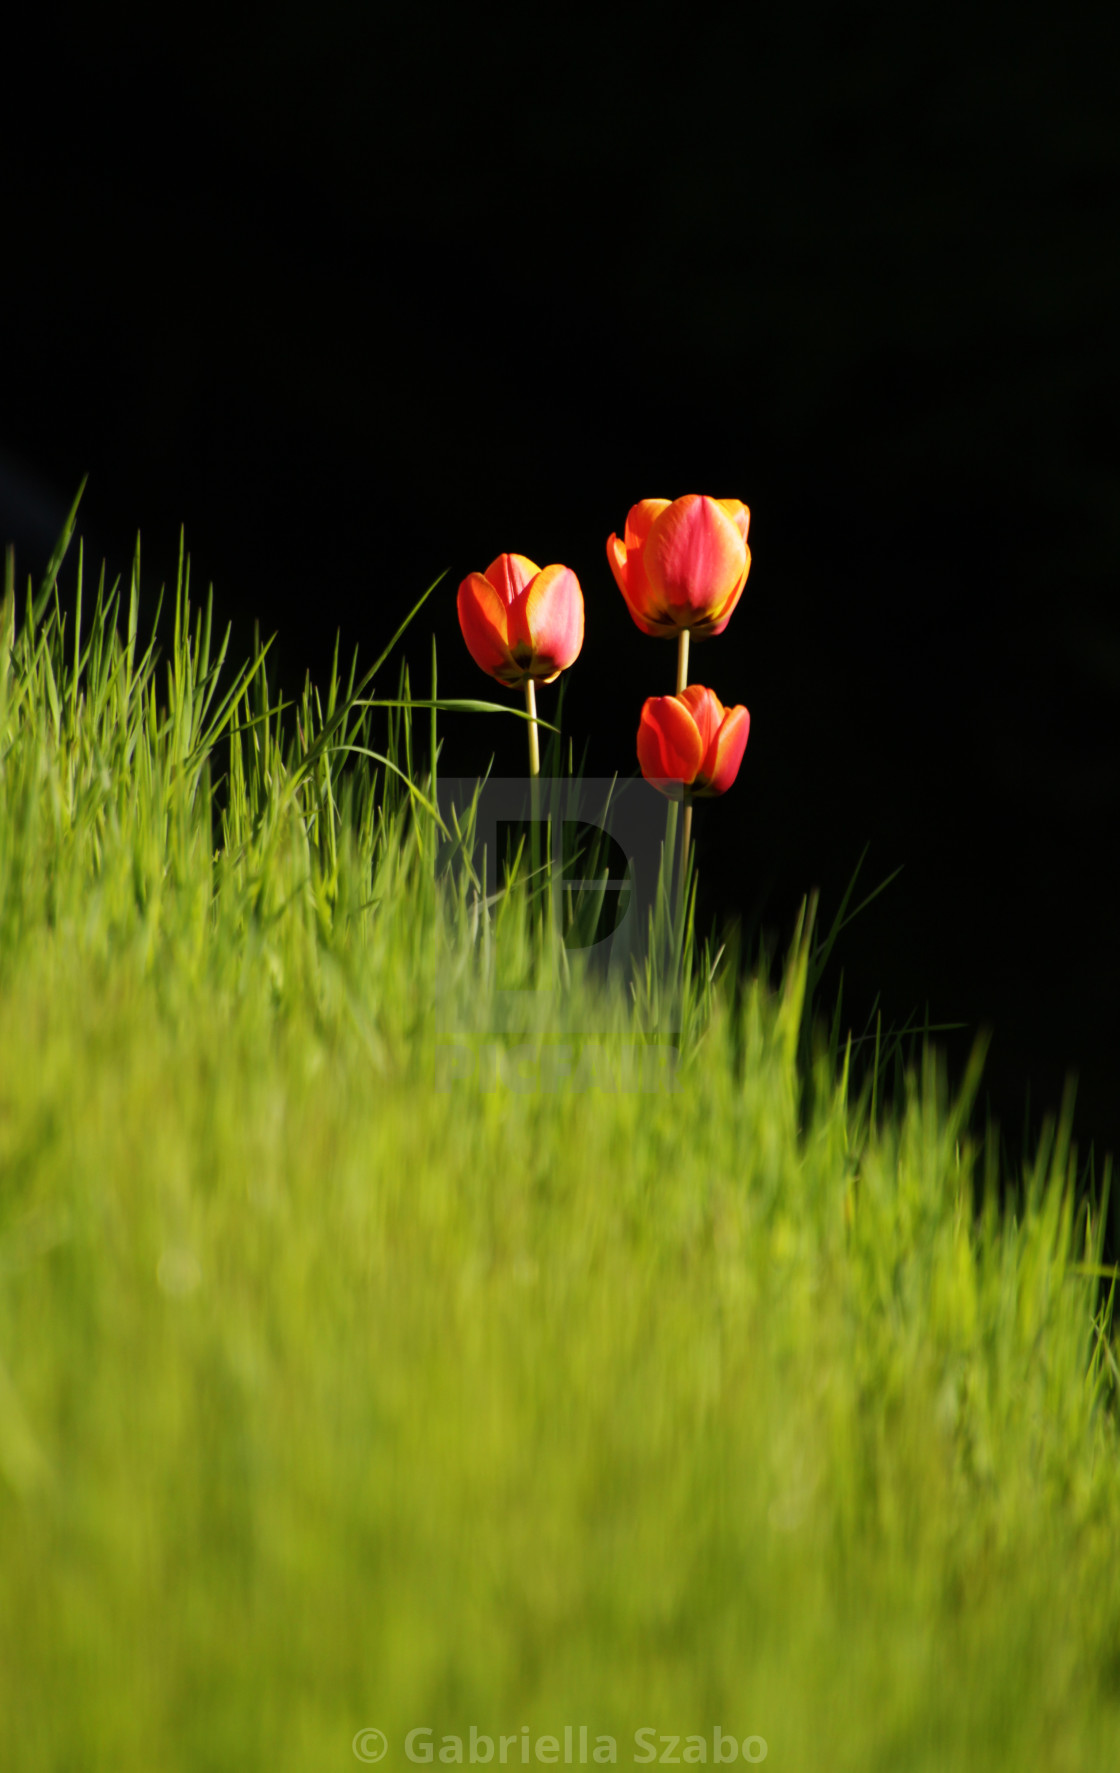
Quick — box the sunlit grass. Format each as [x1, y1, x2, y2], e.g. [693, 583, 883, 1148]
[0, 504, 1118, 1772]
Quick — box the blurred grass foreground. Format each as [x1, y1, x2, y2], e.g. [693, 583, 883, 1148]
[1, 507, 1119, 1773]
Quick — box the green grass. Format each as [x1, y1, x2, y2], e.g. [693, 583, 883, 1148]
[1, 509, 1119, 1772]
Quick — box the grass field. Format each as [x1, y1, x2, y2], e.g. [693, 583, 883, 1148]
[1, 508, 1118, 1772]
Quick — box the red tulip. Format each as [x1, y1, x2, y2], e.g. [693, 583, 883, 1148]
[607, 495, 750, 640]
[457, 553, 584, 688]
[637, 685, 750, 798]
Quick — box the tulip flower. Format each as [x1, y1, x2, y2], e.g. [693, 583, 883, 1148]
[457, 552, 584, 777]
[457, 553, 584, 690]
[636, 685, 750, 799]
[607, 495, 750, 643]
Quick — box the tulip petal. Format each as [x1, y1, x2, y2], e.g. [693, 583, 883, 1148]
[516, 564, 585, 680]
[605, 500, 673, 637]
[624, 498, 671, 553]
[696, 704, 750, 797]
[485, 553, 540, 606]
[645, 495, 747, 621]
[636, 695, 705, 792]
[606, 532, 630, 597]
[703, 543, 751, 637]
[716, 499, 750, 545]
[457, 571, 517, 683]
[607, 532, 665, 638]
[678, 684, 726, 757]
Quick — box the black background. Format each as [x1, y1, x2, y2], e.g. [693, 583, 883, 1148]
[4, 1, 1118, 1173]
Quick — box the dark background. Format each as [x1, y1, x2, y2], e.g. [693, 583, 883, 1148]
[4, 1, 1118, 1173]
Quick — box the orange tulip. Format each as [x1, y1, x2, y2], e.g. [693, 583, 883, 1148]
[457, 553, 584, 688]
[636, 685, 750, 798]
[607, 495, 750, 639]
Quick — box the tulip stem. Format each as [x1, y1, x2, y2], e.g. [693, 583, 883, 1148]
[525, 678, 540, 778]
[670, 633, 690, 937]
[676, 629, 690, 695]
[525, 676, 545, 934]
